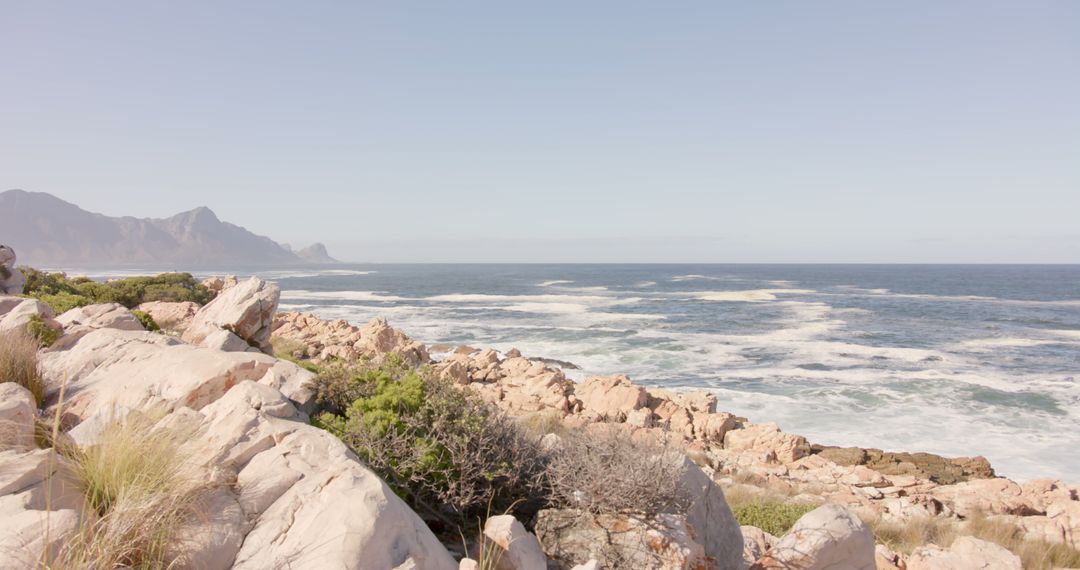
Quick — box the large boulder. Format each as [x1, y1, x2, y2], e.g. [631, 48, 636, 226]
[534, 509, 710, 570]
[0, 384, 36, 450]
[38, 328, 313, 435]
[751, 504, 875, 570]
[183, 277, 279, 354]
[574, 375, 648, 420]
[907, 536, 1021, 569]
[56, 303, 145, 334]
[0, 247, 24, 295]
[0, 296, 59, 336]
[724, 423, 811, 464]
[135, 301, 200, 332]
[482, 514, 547, 570]
[675, 455, 745, 569]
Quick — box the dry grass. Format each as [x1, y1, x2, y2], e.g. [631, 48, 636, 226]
[43, 411, 209, 570]
[0, 328, 47, 406]
[864, 512, 1080, 570]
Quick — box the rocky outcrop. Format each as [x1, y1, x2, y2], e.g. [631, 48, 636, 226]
[8, 317, 456, 569]
[0, 246, 24, 295]
[0, 296, 59, 336]
[202, 275, 239, 295]
[55, 303, 145, 336]
[183, 277, 279, 354]
[534, 509, 711, 570]
[750, 504, 875, 570]
[271, 311, 429, 365]
[135, 300, 200, 332]
[812, 445, 994, 485]
[906, 536, 1022, 569]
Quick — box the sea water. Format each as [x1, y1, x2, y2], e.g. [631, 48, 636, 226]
[78, 264, 1080, 482]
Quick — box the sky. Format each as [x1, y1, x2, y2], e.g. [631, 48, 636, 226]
[1, 1, 1078, 263]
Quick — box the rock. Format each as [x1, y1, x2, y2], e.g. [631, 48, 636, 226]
[932, 478, 1039, 517]
[907, 536, 1021, 569]
[574, 375, 647, 420]
[56, 303, 145, 333]
[675, 455, 745, 569]
[534, 509, 710, 570]
[874, 544, 904, 570]
[201, 328, 259, 353]
[811, 445, 994, 485]
[0, 297, 59, 336]
[183, 277, 279, 354]
[356, 317, 430, 366]
[0, 246, 24, 295]
[202, 275, 239, 294]
[725, 423, 811, 464]
[742, 525, 777, 565]
[0, 383, 36, 450]
[751, 504, 875, 570]
[570, 562, 599, 570]
[271, 312, 430, 366]
[459, 559, 479, 570]
[38, 328, 311, 431]
[482, 514, 547, 570]
[135, 301, 200, 332]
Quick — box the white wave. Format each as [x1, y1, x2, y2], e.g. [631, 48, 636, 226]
[426, 293, 614, 304]
[635, 281, 657, 287]
[692, 289, 816, 302]
[954, 337, 1073, 352]
[282, 289, 407, 302]
[538, 280, 574, 287]
[505, 302, 591, 314]
[1049, 329, 1080, 340]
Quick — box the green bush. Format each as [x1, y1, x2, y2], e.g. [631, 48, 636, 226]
[27, 314, 60, 348]
[131, 310, 160, 332]
[18, 267, 215, 314]
[309, 355, 548, 530]
[731, 501, 817, 536]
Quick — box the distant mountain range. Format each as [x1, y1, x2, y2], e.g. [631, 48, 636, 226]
[0, 189, 339, 267]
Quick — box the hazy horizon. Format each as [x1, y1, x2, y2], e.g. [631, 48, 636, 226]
[2, 2, 1078, 263]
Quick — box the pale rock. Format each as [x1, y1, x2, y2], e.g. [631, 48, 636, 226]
[0, 297, 59, 336]
[459, 559, 479, 570]
[0, 246, 25, 295]
[574, 375, 647, 420]
[356, 316, 431, 365]
[56, 303, 144, 333]
[698, 412, 739, 444]
[200, 328, 258, 352]
[724, 423, 811, 464]
[742, 525, 776, 565]
[483, 514, 547, 570]
[675, 455, 745, 569]
[751, 504, 875, 570]
[626, 408, 655, 428]
[569, 561, 599, 570]
[932, 477, 1039, 517]
[183, 277, 279, 354]
[0, 383, 36, 450]
[202, 275, 239, 294]
[874, 544, 904, 570]
[907, 536, 1021, 570]
[135, 300, 200, 332]
[535, 509, 710, 570]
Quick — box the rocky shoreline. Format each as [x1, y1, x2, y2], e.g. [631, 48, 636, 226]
[1, 263, 1077, 569]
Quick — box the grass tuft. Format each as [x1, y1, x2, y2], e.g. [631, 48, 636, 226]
[0, 328, 48, 406]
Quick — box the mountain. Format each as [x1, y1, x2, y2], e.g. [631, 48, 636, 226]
[0, 189, 339, 266]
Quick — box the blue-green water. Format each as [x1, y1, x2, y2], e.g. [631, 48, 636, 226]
[78, 264, 1080, 481]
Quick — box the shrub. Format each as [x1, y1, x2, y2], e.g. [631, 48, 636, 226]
[19, 267, 215, 313]
[310, 356, 548, 530]
[27, 314, 61, 348]
[730, 501, 816, 536]
[130, 310, 160, 332]
[547, 426, 689, 518]
[49, 412, 209, 569]
[0, 328, 47, 406]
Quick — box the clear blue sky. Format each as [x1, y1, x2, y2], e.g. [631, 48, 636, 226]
[2, 1, 1077, 262]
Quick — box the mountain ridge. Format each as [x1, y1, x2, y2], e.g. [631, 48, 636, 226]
[0, 189, 339, 267]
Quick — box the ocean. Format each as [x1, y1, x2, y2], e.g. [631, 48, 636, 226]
[78, 264, 1080, 482]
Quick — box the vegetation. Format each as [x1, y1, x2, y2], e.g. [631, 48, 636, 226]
[270, 335, 319, 373]
[27, 314, 60, 347]
[130, 310, 160, 332]
[546, 426, 689, 518]
[0, 328, 47, 406]
[863, 512, 1080, 569]
[47, 412, 209, 569]
[730, 500, 816, 537]
[18, 267, 214, 314]
[309, 355, 548, 532]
